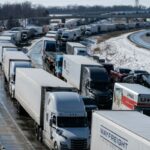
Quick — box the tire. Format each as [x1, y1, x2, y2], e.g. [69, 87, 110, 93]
[54, 143, 59, 150]
[38, 127, 43, 142]
[36, 126, 43, 142]
[35, 124, 39, 140]
[16, 102, 25, 115]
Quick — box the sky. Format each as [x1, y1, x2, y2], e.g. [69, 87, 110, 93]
[0, 0, 150, 7]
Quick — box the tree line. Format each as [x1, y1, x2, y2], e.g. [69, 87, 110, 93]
[0, 1, 149, 20]
[48, 5, 149, 14]
[0, 2, 49, 20]
[0, 1, 149, 29]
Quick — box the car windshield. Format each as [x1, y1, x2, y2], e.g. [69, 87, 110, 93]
[45, 40, 56, 52]
[57, 117, 88, 128]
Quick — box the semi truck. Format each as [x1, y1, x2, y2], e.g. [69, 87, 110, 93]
[112, 83, 150, 116]
[0, 42, 16, 64]
[15, 68, 90, 150]
[91, 111, 150, 150]
[3, 51, 31, 98]
[66, 42, 88, 56]
[1, 46, 18, 64]
[62, 55, 112, 109]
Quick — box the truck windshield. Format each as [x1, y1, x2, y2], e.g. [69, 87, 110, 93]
[45, 41, 56, 52]
[62, 35, 68, 39]
[57, 117, 88, 128]
[90, 81, 109, 91]
[58, 60, 63, 67]
[77, 50, 87, 56]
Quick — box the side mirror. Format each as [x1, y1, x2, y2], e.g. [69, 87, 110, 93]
[85, 80, 90, 88]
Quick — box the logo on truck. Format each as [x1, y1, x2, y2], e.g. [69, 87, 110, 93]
[100, 125, 128, 150]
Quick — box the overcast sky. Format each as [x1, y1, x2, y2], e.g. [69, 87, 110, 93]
[1, 0, 150, 7]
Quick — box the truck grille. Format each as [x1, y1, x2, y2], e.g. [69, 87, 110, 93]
[61, 144, 68, 150]
[71, 139, 87, 150]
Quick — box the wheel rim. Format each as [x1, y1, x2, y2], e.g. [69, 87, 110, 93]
[54, 143, 58, 150]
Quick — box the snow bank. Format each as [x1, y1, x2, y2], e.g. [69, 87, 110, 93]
[94, 32, 150, 72]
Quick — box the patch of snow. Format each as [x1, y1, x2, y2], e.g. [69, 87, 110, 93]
[94, 32, 150, 72]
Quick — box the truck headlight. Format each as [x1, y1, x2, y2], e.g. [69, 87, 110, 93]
[60, 142, 68, 149]
[56, 129, 67, 139]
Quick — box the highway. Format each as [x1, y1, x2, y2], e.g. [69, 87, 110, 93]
[129, 30, 150, 50]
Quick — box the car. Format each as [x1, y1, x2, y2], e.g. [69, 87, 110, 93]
[110, 67, 131, 82]
[129, 69, 149, 75]
[123, 72, 150, 87]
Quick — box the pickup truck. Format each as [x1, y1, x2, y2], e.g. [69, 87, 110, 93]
[110, 67, 131, 82]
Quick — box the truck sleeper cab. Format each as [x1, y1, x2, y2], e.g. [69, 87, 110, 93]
[82, 66, 112, 109]
[62, 55, 112, 109]
[44, 92, 90, 150]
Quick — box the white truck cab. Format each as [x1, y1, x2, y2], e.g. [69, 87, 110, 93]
[44, 92, 90, 150]
[66, 42, 88, 56]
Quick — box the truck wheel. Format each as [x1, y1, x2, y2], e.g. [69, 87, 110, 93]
[36, 126, 43, 142]
[38, 127, 43, 142]
[4, 76, 7, 84]
[16, 102, 25, 115]
[35, 124, 39, 140]
[54, 143, 59, 150]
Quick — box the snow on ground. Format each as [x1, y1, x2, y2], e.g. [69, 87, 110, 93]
[93, 31, 150, 72]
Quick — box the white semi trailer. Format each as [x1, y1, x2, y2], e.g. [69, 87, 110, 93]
[15, 68, 90, 150]
[1, 46, 18, 63]
[0, 42, 16, 64]
[112, 83, 150, 116]
[91, 111, 150, 150]
[66, 42, 88, 55]
[3, 51, 31, 98]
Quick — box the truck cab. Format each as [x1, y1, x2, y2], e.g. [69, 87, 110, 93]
[81, 66, 112, 109]
[9, 61, 31, 98]
[3, 51, 31, 98]
[44, 92, 90, 150]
